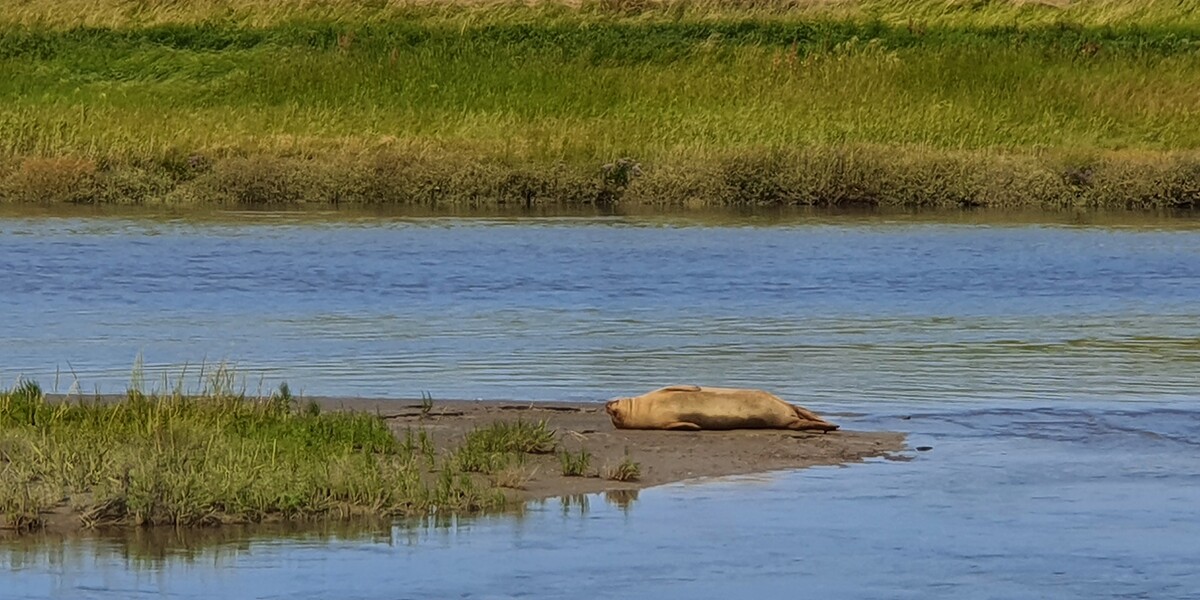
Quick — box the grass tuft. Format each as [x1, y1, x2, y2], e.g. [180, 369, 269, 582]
[420, 391, 434, 419]
[558, 449, 592, 477]
[604, 451, 642, 482]
[465, 420, 558, 455]
[491, 464, 537, 490]
[453, 420, 557, 474]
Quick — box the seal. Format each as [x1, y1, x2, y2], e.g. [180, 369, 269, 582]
[604, 385, 838, 432]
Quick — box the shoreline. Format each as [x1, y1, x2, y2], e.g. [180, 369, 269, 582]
[321, 397, 907, 502]
[4, 149, 1199, 210]
[2, 202, 1199, 228]
[10, 394, 907, 533]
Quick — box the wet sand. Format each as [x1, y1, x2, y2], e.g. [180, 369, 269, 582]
[320, 397, 908, 501]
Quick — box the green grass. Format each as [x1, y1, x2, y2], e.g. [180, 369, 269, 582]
[604, 454, 642, 482]
[452, 420, 558, 474]
[0, 1, 1198, 208]
[559, 449, 593, 477]
[0, 379, 506, 532]
[5, 18, 1198, 155]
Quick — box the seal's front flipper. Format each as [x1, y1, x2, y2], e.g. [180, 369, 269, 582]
[664, 421, 702, 431]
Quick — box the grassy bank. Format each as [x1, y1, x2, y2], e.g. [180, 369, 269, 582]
[2, 1, 1198, 208]
[0, 379, 525, 532]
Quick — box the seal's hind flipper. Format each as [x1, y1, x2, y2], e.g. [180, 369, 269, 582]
[791, 405, 826, 422]
[791, 404, 838, 431]
[664, 421, 702, 431]
[787, 419, 839, 432]
[660, 385, 702, 393]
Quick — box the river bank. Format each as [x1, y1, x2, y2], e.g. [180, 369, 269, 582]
[5, 148, 1199, 209]
[0, 385, 904, 533]
[2, 1, 1198, 208]
[325, 396, 904, 500]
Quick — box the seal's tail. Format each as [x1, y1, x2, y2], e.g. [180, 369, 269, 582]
[792, 405, 840, 432]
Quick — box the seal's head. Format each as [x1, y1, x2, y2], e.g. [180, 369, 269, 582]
[605, 397, 632, 428]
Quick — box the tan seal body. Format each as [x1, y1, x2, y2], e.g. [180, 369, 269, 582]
[605, 385, 838, 432]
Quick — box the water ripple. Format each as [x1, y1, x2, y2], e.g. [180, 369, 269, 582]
[3, 216, 1199, 405]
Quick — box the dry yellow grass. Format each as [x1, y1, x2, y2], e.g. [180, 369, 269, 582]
[3, 0, 1195, 28]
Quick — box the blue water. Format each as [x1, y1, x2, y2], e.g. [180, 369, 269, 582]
[2, 210, 1199, 599]
[2, 212, 1198, 407]
[5, 406, 1198, 600]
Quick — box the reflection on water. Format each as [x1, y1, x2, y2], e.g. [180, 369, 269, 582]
[603, 488, 640, 512]
[4, 408, 1198, 600]
[1, 522, 388, 571]
[1, 496, 625, 599]
[0, 492, 649, 572]
[1, 204, 1197, 228]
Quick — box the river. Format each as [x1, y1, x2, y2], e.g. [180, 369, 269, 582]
[2, 208, 1199, 599]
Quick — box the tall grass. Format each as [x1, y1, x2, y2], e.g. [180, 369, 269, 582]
[3, 19, 1197, 157]
[0, 380, 505, 532]
[3, 0, 1197, 29]
[0, 3, 1197, 207]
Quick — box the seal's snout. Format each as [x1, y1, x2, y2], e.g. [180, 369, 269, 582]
[605, 399, 624, 426]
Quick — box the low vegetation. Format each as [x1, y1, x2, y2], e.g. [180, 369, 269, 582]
[604, 454, 643, 482]
[559, 449, 593, 477]
[452, 420, 557, 475]
[0, 1, 1197, 208]
[0, 369, 656, 533]
[0, 379, 511, 532]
